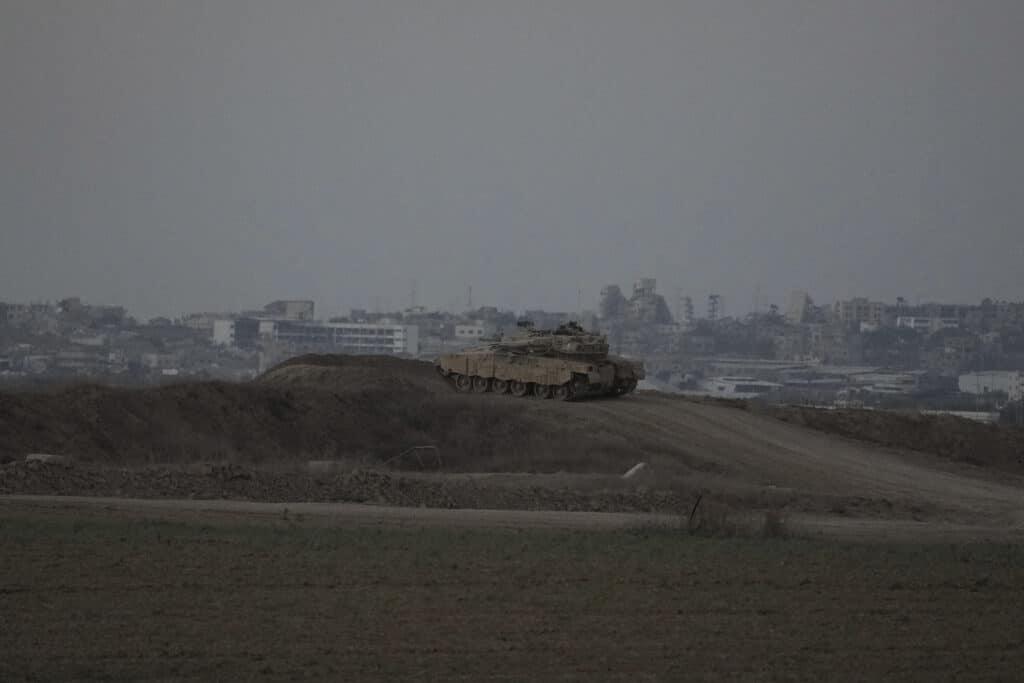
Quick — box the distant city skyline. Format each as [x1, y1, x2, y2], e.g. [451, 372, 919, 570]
[3, 2, 1022, 320]
[4, 287, 1019, 326]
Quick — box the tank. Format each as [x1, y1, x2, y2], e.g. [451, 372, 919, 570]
[434, 323, 644, 400]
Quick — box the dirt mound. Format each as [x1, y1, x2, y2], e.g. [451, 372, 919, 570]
[0, 366, 667, 476]
[259, 354, 448, 394]
[756, 404, 1024, 472]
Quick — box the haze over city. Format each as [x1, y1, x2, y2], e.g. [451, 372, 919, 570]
[6, 5, 1024, 680]
[3, 1, 1022, 319]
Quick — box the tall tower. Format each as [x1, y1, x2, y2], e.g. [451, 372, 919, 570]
[707, 294, 722, 321]
[674, 288, 695, 325]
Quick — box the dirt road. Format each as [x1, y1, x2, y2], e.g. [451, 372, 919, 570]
[0, 494, 674, 530]
[3, 494, 1022, 542]
[588, 394, 1024, 522]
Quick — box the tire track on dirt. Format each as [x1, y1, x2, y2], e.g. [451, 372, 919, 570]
[666, 398, 1024, 510]
[588, 395, 1024, 519]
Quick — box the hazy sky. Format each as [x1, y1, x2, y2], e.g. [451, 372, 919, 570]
[2, 1, 1022, 319]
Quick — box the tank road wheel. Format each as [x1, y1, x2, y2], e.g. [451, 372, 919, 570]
[472, 376, 491, 393]
[532, 383, 551, 399]
[510, 381, 529, 398]
[492, 379, 509, 394]
[454, 374, 473, 392]
[551, 383, 573, 401]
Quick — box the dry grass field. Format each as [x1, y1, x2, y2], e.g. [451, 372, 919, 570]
[2, 503, 1023, 682]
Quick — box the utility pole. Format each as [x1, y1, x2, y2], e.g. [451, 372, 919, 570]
[1017, 371, 1023, 427]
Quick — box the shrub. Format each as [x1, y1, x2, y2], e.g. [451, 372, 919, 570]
[760, 509, 788, 539]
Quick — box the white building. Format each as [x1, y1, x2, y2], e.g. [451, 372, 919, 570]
[182, 312, 234, 334]
[214, 318, 418, 355]
[896, 316, 959, 334]
[141, 353, 178, 370]
[454, 322, 496, 340]
[262, 300, 315, 321]
[274, 320, 418, 354]
[212, 319, 236, 346]
[850, 372, 920, 395]
[958, 371, 1023, 401]
[697, 377, 782, 399]
[835, 298, 885, 326]
[785, 291, 812, 324]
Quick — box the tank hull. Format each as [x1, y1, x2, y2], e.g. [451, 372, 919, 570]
[435, 349, 643, 400]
